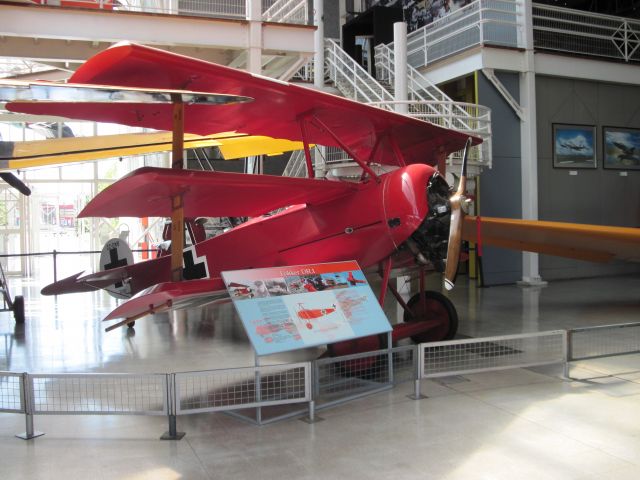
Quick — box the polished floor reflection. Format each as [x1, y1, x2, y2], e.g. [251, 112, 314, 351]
[1, 274, 639, 479]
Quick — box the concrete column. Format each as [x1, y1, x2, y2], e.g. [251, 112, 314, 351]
[393, 22, 408, 114]
[246, 0, 262, 74]
[313, 0, 324, 88]
[519, 0, 545, 286]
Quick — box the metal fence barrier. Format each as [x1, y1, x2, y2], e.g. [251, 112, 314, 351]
[314, 345, 417, 410]
[420, 330, 567, 379]
[0, 371, 24, 413]
[175, 362, 310, 425]
[29, 373, 168, 415]
[2, 323, 639, 440]
[568, 322, 640, 362]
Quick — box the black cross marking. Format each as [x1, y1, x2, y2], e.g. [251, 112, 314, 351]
[105, 247, 128, 288]
[183, 248, 208, 280]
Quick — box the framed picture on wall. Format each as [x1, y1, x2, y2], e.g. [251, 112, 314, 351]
[553, 124, 597, 169]
[603, 127, 640, 170]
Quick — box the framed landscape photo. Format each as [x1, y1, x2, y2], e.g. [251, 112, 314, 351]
[552, 124, 597, 169]
[603, 127, 640, 170]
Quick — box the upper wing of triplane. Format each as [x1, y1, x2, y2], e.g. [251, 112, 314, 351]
[8, 42, 480, 167]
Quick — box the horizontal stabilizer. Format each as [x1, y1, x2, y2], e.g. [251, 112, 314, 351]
[41, 255, 172, 297]
[80, 167, 359, 218]
[463, 216, 640, 263]
[41, 271, 108, 295]
[103, 279, 227, 321]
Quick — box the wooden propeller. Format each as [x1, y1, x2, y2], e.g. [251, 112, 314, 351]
[444, 137, 473, 291]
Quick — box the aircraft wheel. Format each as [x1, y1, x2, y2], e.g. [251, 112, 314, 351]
[127, 321, 135, 328]
[13, 295, 25, 324]
[403, 290, 458, 343]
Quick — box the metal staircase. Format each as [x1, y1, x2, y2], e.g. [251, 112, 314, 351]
[284, 39, 492, 178]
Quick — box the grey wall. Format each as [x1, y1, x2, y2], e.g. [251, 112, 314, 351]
[477, 71, 523, 285]
[323, 0, 341, 39]
[536, 76, 640, 279]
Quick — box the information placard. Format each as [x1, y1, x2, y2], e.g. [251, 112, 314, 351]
[222, 261, 392, 355]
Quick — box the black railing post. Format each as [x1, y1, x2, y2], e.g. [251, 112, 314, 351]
[52, 250, 58, 283]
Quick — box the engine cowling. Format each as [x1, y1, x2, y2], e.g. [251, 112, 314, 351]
[381, 164, 451, 271]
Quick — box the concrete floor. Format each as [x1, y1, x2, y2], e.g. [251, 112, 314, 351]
[1, 274, 639, 479]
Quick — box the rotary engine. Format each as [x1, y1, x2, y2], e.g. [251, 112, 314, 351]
[407, 173, 451, 272]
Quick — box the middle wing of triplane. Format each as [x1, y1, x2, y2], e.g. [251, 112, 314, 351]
[80, 167, 359, 218]
[8, 43, 479, 166]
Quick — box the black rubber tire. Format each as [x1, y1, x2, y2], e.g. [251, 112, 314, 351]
[13, 295, 25, 324]
[403, 290, 458, 343]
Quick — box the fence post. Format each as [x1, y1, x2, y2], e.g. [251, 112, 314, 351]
[563, 330, 572, 380]
[16, 373, 44, 440]
[161, 373, 185, 440]
[408, 345, 427, 400]
[301, 361, 323, 424]
[52, 250, 58, 283]
[255, 354, 262, 425]
[387, 331, 394, 384]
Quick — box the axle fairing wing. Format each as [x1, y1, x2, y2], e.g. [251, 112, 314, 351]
[8, 43, 480, 167]
[79, 167, 359, 218]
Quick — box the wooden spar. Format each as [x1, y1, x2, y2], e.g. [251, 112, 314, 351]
[171, 94, 185, 169]
[299, 118, 315, 179]
[171, 94, 185, 282]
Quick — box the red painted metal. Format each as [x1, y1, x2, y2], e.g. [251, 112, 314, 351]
[8, 43, 479, 168]
[46, 162, 439, 322]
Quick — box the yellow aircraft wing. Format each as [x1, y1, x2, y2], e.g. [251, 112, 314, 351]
[0, 131, 307, 171]
[463, 216, 640, 263]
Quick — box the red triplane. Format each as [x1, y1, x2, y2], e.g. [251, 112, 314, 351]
[8, 43, 639, 356]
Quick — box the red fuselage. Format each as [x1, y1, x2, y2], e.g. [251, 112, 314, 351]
[195, 164, 434, 279]
[127, 164, 439, 295]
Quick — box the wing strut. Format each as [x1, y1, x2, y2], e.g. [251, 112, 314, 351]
[171, 94, 185, 282]
[388, 134, 407, 167]
[299, 118, 315, 179]
[310, 116, 381, 183]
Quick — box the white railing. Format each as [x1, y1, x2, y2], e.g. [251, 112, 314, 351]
[290, 39, 492, 173]
[374, 42, 492, 164]
[7, 0, 308, 24]
[532, 3, 640, 63]
[368, 100, 492, 166]
[404, 0, 522, 69]
[375, 43, 448, 103]
[263, 0, 308, 24]
[282, 149, 308, 178]
[325, 39, 394, 104]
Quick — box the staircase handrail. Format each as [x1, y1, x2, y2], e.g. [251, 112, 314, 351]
[374, 43, 482, 127]
[262, 0, 308, 24]
[325, 39, 394, 104]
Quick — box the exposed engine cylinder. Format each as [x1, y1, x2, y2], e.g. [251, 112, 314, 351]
[409, 173, 451, 272]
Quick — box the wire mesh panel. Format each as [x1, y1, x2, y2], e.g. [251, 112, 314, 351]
[569, 323, 640, 361]
[177, 0, 245, 18]
[314, 349, 391, 406]
[0, 372, 24, 413]
[533, 4, 640, 63]
[30, 374, 168, 415]
[262, 0, 308, 24]
[175, 363, 310, 414]
[392, 345, 418, 384]
[421, 331, 566, 378]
